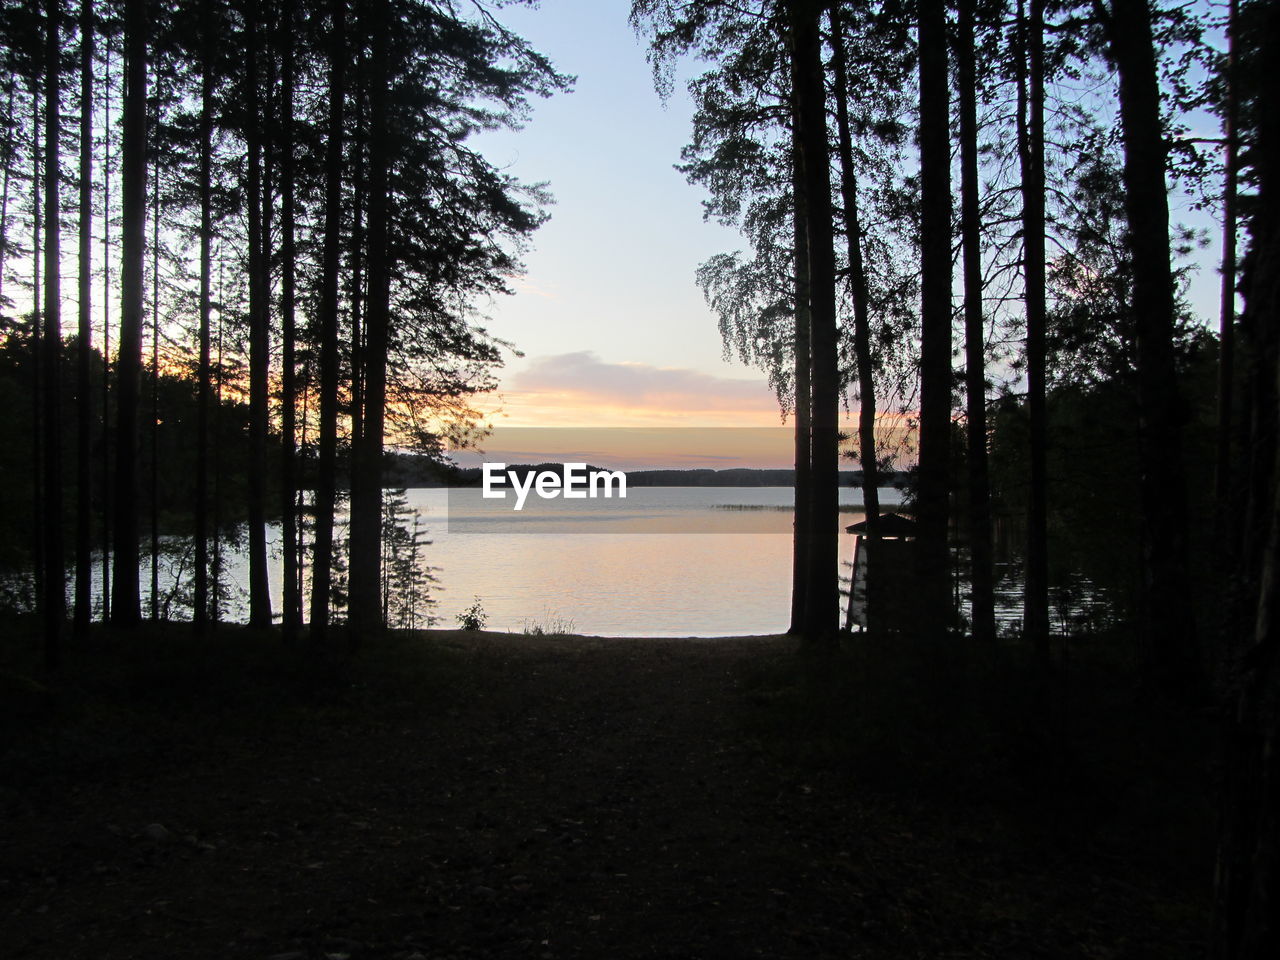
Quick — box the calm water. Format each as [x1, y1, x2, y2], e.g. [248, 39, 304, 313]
[54, 487, 898, 636]
[46, 485, 1111, 636]
[394, 486, 904, 636]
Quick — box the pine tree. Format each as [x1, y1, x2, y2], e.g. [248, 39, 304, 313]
[193, 0, 215, 632]
[41, 0, 64, 666]
[1101, 0, 1200, 697]
[309, 0, 346, 638]
[915, 0, 953, 635]
[1018, 0, 1049, 651]
[347, 0, 390, 636]
[788, 0, 839, 641]
[111, 0, 147, 626]
[956, 0, 995, 642]
[74, 0, 94, 638]
[829, 0, 882, 615]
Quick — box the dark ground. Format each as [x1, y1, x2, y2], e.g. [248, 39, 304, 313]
[1, 628, 1212, 958]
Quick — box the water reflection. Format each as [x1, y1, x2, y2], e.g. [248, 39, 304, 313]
[12, 486, 1118, 637]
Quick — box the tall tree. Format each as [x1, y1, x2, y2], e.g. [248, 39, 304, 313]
[244, 0, 272, 627]
[1018, 0, 1049, 650]
[348, 0, 390, 636]
[829, 0, 882, 616]
[343, 0, 567, 631]
[956, 0, 995, 643]
[1214, 0, 1239, 511]
[193, 0, 214, 631]
[1099, 0, 1199, 697]
[278, 0, 300, 639]
[99, 28, 110, 623]
[788, 0, 839, 641]
[1212, 4, 1280, 951]
[0, 82, 12, 311]
[74, 0, 93, 638]
[112, 0, 146, 626]
[42, 0, 64, 666]
[31, 84, 44, 621]
[148, 97, 160, 621]
[309, 0, 346, 637]
[915, 0, 953, 634]
[790, 141, 811, 635]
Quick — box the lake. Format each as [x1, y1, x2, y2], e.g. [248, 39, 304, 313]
[75, 486, 896, 636]
[44, 485, 1110, 637]
[406, 486, 904, 636]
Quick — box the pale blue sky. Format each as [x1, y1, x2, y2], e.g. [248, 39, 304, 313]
[471, 0, 782, 426]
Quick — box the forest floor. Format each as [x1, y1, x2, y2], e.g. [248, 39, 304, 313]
[1, 626, 1214, 959]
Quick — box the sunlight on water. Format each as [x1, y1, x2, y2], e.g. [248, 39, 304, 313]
[56, 486, 949, 636]
[409, 486, 903, 636]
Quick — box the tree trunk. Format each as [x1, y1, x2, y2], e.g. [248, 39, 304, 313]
[1215, 0, 1239, 512]
[916, 0, 953, 635]
[31, 86, 44, 622]
[75, 0, 94, 638]
[149, 115, 160, 621]
[789, 133, 812, 636]
[310, 0, 347, 637]
[112, 0, 146, 626]
[212, 265, 225, 623]
[348, 0, 390, 637]
[0, 84, 13, 310]
[788, 0, 839, 642]
[279, 0, 301, 640]
[829, 1, 881, 625]
[194, 0, 213, 632]
[43, 0, 65, 669]
[1104, 0, 1200, 698]
[1017, 0, 1050, 652]
[1211, 8, 1280, 953]
[956, 0, 995, 643]
[349, 54, 366, 455]
[245, 1, 273, 628]
[100, 33, 111, 623]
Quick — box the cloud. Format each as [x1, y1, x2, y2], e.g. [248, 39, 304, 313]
[505, 351, 780, 417]
[507, 275, 559, 300]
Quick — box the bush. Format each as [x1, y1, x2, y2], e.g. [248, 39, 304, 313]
[455, 597, 487, 631]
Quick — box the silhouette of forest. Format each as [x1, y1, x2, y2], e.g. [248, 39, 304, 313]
[1, 0, 1278, 957]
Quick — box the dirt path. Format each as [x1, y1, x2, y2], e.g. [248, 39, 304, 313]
[1, 632, 1204, 958]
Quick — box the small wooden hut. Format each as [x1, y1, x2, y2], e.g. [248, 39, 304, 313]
[845, 513, 918, 631]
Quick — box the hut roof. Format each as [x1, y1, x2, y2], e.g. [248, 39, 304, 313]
[845, 512, 918, 537]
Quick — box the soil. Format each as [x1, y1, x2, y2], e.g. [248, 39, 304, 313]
[0, 630, 1208, 959]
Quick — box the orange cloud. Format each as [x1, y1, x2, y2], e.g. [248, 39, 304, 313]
[490, 351, 785, 427]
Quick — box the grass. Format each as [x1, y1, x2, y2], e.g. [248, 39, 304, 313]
[736, 627, 1218, 891]
[2, 616, 1217, 898]
[0, 617, 468, 813]
[520, 609, 578, 637]
[0, 617, 1215, 956]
